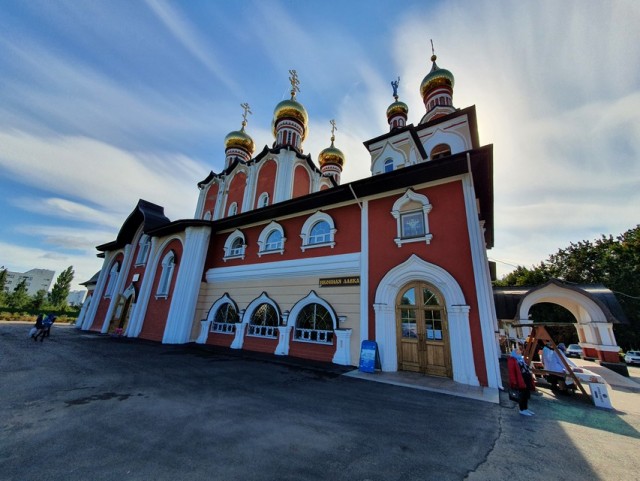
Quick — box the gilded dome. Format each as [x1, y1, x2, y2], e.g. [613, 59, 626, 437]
[386, 100, 409, 119]
[318, 141, 345, 169]
[420, 55, 455, 98]
[272, 99, 309, 139]
[224, 127, 255, 155]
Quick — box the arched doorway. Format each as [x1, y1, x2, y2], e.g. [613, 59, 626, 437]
[108, 284, 136, 334]
[396, 282, 452, 377]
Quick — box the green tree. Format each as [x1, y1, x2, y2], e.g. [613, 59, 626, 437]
[49, 266, 74, 310]
[30, 289, 48, 311]
[495, 225, 640, 349]
[0, 268, 7, 306]
[7, 278, 30, 309]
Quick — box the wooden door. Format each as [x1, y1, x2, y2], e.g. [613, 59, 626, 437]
[396, 282, 451, 377]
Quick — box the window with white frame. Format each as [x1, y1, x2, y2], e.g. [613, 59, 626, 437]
[135, 235, 151, 265]
[228, 202, 238, 217]
[257, 221, 285, 256]
[295, 303, 334, 344]
[223, 230, 246, 260]
[104, 262, 120, 298]
[384, 158, 394, 173]
[300, 211, 336, 251]
[212, 302, 239, 334]
[247, 303, 279, 338]
[156, 251, 176, 297]
[258, 192, 269, 208]
[203, 211, 212, 220]
[391, 189, 433, 247]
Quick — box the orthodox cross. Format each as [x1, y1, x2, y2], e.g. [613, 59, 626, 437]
[289, 69, 300, 98]
[431, 39, 435, 57]
[240, 102, 252, 130]
[330, 119, 337, 143]
[391, 76, 400, 100]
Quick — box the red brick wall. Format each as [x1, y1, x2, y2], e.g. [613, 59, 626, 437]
[292, 165, 311, 198]
[254, 160, 277, 208]
[90, 253, 124, 331]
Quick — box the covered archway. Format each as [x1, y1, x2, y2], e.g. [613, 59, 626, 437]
[494, 279, 628, 363]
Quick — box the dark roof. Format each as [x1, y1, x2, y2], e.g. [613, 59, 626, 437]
[96, 199, 170, 252]
[79, 271, 100, 287]
[493, 279, 629, 324]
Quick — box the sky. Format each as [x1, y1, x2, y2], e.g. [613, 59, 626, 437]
[0, 0, 639, 293]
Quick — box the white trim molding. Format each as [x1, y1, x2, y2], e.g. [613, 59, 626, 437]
[300, 211, 337, 251]
[223, 229, 246, 261]
[391, 189, 433, 247]
[257, 220, 286, 257]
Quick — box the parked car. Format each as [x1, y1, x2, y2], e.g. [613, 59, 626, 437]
[565, 344, 583, 358]
[624, 350, 640, 365]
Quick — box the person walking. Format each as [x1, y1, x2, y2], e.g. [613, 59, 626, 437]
[33, 314, 54, 342]
[31, 314, 44, 341]
[508, 346, 536, 416]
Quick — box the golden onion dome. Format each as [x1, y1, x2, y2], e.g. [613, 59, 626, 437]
[272, 98, 309, 139]
[420, 54, 455, 98]
[318, 140, 345, 169]
[386, 100, 409, 119]
[224, 127, 255, 155]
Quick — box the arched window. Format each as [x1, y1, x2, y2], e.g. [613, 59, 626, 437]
[248, 303, 279, 338]
[258, 193, 269, 208]
[223, 229, 246, 260]
[300, 211, 336, 251]
[104, 261, 120, 298]
[203, 211, 212, 220]
[391, 189, 433, 247]
[384, 158, 394, 173]
[430, 143, 451, 160]
[212, 302, 238, 334]
[295, 303, 334, 344]
[228, 202, 238, 217]
[257, 221, 285, 256]
[135, 235, 151, 265]
[156, 251, 176, 297]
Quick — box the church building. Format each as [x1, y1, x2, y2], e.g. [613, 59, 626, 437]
[78, 53, 503, 390]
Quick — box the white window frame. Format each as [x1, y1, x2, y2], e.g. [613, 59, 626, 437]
[384, 158, 394, 173]
[258, 192, 269, 208]
[288, 291, 337, 345]
[244, 292, 281, 339]
[391, 189, 433, 247]
[228, 202, 238, 217]
[156, 251, 176, 298]
[300, 211, 336, 252]
[135, 234, 151, 266]
[104, 261, 120, 299]
[203, 211, 212, 220]
[207, 293, 239, 335]
[257, 221, 285, 257]
[223, 229, 246, 261]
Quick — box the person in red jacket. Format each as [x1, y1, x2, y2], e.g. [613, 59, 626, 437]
[508, 346, 536, 416]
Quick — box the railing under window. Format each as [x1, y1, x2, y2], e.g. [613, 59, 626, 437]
[211, 322, 235, 334]
[294, 328, 334, 345]
[229, 247, 244, 256]
[247, 324, 278, 338]
[308, 233, 330, 244]
[264, 241, 282, 251]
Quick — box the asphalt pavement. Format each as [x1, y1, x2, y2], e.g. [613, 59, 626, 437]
[2, 322, 640, 481]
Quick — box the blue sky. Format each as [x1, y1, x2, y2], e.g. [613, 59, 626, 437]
[1, 0, 638, 292]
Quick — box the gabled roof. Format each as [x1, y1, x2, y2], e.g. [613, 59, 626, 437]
[493, 279, 629, 324]
[96, 199, 170, 252]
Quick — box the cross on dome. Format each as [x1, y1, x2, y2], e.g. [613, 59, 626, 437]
[288, 69, 300, 99]
[240, 102, 252, 130]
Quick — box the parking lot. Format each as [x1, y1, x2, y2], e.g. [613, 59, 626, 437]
[2, 322, 640, 480]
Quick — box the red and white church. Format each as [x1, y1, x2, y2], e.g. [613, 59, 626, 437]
[78, 55, 504, 389]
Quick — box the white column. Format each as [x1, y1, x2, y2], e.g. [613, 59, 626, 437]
[101, 244, 134, 334]
[373, 303, 396, 371]
[196, 319, 212, 344]
[81, 254, 112, 330]
[332, 329, 353, 365]
[242, 164, 257, 213]
[231, 322, 247, 349]
[162, 226, 212, 344]
[194, 184, 207, 219]
[275, 325, 293, 356]
[461, 173, 503, 389]
[125, 237, 159, 338]
[213, 178, 227, 220]
[449, 305, 480, 386]
[360, 200, 369, 346]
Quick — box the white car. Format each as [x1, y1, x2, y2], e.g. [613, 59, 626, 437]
[565, 344, 583, 358]
[624, 351, 640, 365]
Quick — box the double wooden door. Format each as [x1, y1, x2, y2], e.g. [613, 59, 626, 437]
[396, 282, 452, 378]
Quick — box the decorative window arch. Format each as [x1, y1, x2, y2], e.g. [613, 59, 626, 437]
[430, 143, 451, 160]
[104, 261, 120, 298]
[135, 235, 151, 265]
[289, 291, 337, 345]
[258, 192, 269, 208]
[391, 189, 433, 247]
[203, 211, 212, 220]
[384, 158, 394, 173]
[245, 292, 281, 338]
[228, 202, 238, 217]
[257, 221, 285, 256]
[156, 250, 176, 298]
[223, 229, 246, 260]
[300, 211, 336, 251]
[207, 294, 239, 334]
